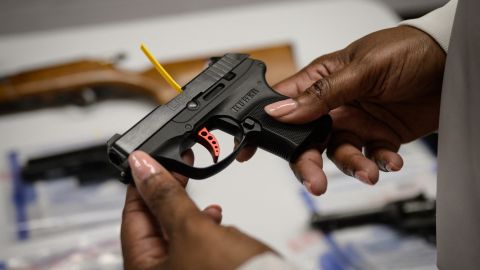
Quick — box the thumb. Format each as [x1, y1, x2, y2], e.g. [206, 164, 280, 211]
[128, 151, 203, 236]
[265, 64, 365, 124]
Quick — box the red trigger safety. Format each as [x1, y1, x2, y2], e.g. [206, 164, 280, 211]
[196, 127, 220, 163]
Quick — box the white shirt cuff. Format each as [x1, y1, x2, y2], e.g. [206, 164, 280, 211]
[399, 0, 458, 52]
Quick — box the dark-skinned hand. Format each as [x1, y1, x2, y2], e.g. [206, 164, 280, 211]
[238, 26, 446, 195]
[121, 151, 272, 270]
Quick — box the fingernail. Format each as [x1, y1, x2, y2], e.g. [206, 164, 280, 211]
[303, 180, 313, 194]
[128, 151, 160, 181]
[385, 163, 398, 172]
[204, 205, 222, 216]
[376, 159, 388, 172]
[264, 99, 298, 117]
[206, 204, 222, 212]
[354, 171, 372, 185]
[376, 160, 398, 172]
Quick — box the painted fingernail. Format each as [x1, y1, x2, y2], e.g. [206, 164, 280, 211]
[264, 99, 298, 117]
[354, 171, 372, 185]
[128, 151, 160, 181]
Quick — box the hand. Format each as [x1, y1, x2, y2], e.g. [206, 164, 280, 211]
[121, 151, 272, 270]
[239, 26, 446, 195]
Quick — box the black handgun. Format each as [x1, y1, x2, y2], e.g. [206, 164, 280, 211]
[107, 54, 331, 183]
[311, 195, 437, 243]
[21, 144, 118, 185]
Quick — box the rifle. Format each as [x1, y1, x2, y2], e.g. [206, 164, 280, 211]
[0, 44, 296, 113]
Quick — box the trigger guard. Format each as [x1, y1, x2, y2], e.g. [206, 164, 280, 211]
[154, 136, 249, 180]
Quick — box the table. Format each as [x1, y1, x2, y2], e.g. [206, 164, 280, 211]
[0, 0, 411, 266]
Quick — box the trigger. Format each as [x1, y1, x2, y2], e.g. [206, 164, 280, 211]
[196, 127, 220, 163]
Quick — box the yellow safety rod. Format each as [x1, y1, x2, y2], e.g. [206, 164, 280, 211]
[140, 43, 183, 93]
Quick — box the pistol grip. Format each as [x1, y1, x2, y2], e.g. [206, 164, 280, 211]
[247, 104, 332, 163]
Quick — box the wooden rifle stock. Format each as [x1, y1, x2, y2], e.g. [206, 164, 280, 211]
[0, 45, 296, 109]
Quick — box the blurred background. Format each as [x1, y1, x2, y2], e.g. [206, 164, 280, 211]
[1, 0, 447, 34]
[0, 0, 446, 269]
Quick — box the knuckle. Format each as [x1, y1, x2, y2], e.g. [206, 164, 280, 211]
[306, 78, 332, 111]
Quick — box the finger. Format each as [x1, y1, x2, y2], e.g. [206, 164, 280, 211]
[330, 106, 404, 173]
[330, 105, 402, 145]
[327, 132, 379, 185]
[273, 52, 345, 97]
[236, 145, 257, 162]
[128, 151, 202, 236]
[202, 204, 223, 224]
[172, 149, 194, 187]
[365, 143, 403, 172]
[265, 64, 366, 124]
[273, 67, 324, 97]
[234, 138, 257, 162]
[121, 186, 167, 268]
[290, 148, 327, 195]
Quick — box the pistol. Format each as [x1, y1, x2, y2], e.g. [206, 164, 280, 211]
[107, 54, 331, 182]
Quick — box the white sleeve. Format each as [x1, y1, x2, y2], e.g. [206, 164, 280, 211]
[237, 253, 299, 270]
[399, 0, 458, 52]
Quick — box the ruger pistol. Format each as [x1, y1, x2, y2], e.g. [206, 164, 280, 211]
[107, 54, 331, 183]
